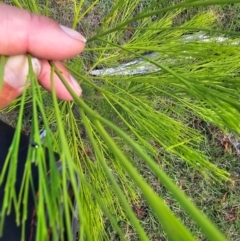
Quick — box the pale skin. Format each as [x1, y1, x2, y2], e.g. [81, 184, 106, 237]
[0, 3, 86, 109]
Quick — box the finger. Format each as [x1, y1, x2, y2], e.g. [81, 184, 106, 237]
[38, 60, 82, 100]
[0, 55, 81, 109]
[0, 4, 86, 60]
[0, 82, 24, 109]
[0, 55, 35, 109]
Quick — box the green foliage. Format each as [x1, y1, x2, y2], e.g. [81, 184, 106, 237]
[1, 0, 240, 240]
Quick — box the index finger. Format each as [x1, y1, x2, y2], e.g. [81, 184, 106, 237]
[0, 4, 86, 60]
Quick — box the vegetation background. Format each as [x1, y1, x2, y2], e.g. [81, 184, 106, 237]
[1, 0, 240, 241]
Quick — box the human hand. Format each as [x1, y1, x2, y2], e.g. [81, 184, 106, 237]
[0, 3, 86, 109]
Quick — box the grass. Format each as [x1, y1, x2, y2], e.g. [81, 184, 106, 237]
[171, 3, 240, 31]
[1, 0, 240, 240]
[133, 121, 240, 241]
[98, 118, 240, 240]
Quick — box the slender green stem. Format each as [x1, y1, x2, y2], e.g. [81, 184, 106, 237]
[52, 64, 228, 241]
[81, 108, 150, 241]
[88, 0, 240, 41]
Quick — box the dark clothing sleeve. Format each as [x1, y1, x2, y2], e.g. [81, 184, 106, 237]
[0, 120, 59, 241]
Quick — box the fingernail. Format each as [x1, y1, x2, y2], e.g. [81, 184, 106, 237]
[4, 55, 41, 89]
[69, 75, 82, 96]
[4, 55, 27, 88]
[60, 25, 87, 43]
[31, 57, 42, 77]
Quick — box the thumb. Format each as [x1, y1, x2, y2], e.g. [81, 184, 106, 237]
[0, 55, 41, 109]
